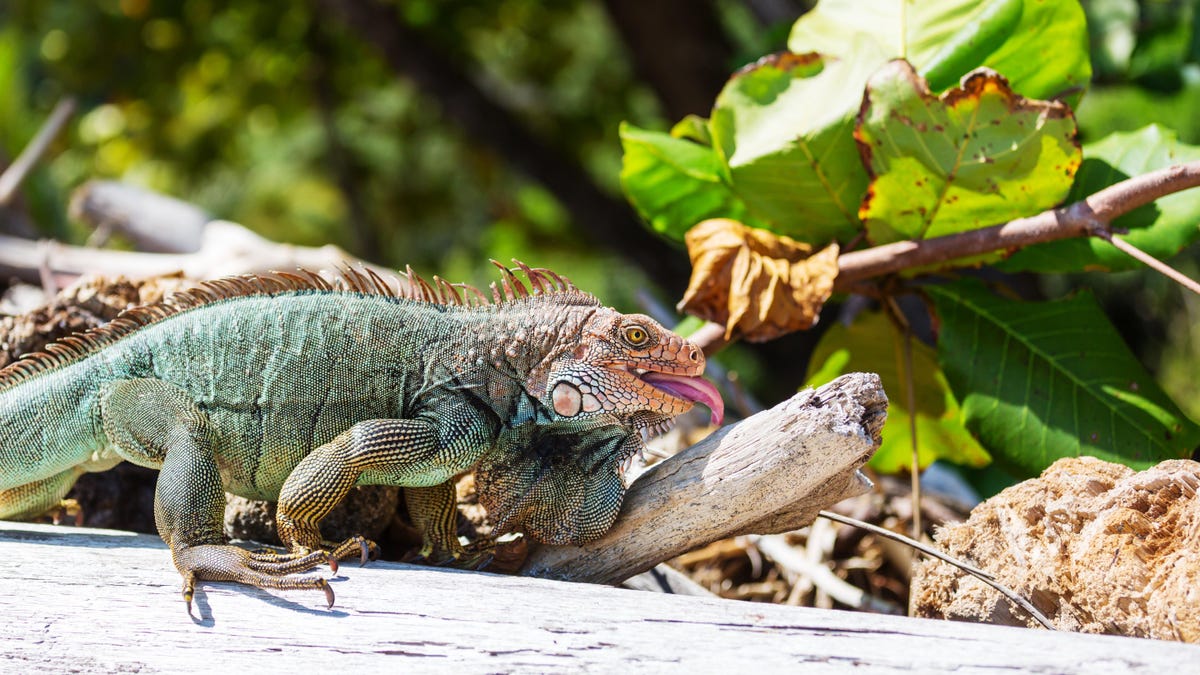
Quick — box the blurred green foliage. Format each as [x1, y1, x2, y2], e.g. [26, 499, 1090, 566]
[0, 0, 674, 304]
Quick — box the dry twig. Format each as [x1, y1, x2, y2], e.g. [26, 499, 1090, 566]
[0, 97, 76, 206]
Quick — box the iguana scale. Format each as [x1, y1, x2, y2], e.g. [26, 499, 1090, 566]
[0, 262, 722, 609]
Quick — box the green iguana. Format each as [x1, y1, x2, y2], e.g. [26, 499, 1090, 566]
[0, 262, 722, 609]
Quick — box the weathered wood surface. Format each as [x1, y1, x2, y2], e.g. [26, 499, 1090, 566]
[525, 372, 883, 582]
[2, 522, 1195, 673]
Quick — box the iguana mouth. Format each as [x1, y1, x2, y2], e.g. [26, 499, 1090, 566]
[638, 370, 724, 425]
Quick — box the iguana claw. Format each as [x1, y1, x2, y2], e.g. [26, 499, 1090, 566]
[324, 535, 378, 567]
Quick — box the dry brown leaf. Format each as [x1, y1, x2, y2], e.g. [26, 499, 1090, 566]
[678, 219, 839, 342]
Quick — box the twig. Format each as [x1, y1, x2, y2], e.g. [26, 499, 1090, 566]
[834, 161, 1200, 287]
[1097, 230, 1200, 296]
[751, 533, 903, 615]
[817, 510, 1056, 630]
[0, 97, 77, 206]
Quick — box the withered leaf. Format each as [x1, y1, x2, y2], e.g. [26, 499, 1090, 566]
[678, 219, 839, 342]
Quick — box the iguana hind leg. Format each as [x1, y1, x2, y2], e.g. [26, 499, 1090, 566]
[99, 378, 334, 610]
[0, 468, 84, 522]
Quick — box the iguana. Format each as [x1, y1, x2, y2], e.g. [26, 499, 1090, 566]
[0, 262, 722, 609]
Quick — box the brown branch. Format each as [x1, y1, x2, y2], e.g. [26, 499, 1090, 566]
[834, 161, 1200, 287]
[690, 161, 1200, 356]
[0, 97, 76, 206]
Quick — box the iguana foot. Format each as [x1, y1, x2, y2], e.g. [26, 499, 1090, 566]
[405, 538, 494, 569]
[48, 498, 83, 526]
[173, 544, 335, 613]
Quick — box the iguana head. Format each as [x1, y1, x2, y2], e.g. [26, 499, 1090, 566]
[539, 310, 724, 431]
[468, 262, 725, 546]
[476, 309, 724, 546]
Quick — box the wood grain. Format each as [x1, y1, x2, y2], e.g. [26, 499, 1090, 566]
[2, 520, 1196, 672]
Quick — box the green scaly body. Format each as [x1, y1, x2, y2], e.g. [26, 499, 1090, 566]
[0, 265, 721, 609]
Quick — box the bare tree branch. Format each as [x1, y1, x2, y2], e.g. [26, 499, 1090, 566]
[689, 161, 1200, 355]
[834, 161, 1200, 287]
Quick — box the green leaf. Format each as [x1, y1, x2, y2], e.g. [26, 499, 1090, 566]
[805, 310, 991, 473]
[709, 50, 876, 245]
[1000, 125, 1200, 273]
[787, 0, 1091, 103]
[928, 280, 1200, 477]
[618, 122, 754, 239]
[857, 61, 1080, 245]
[670, 114, 713, 146]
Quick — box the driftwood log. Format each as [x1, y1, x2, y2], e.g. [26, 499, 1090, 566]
[3, 520, 1198, 672]
[524, 372, 883, 582]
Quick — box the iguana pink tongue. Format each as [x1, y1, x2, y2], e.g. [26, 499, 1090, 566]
[641, 372, 725, 425]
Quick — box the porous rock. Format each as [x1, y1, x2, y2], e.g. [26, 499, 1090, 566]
[911, 456, 1200, 641]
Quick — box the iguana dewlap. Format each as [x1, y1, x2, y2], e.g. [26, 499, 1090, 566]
[0, 262, 721, 609]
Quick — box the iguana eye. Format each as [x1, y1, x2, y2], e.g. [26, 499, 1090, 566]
[624, 325, 649, 346]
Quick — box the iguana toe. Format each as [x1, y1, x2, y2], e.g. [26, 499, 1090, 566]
[323, 535, 379, 567]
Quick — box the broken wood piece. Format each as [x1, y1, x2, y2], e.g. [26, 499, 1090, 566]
[0, 181, 393, 285]
[523, 372, 885, 584]
[68, 179, 210, 253]
[752, 532, 903, 615]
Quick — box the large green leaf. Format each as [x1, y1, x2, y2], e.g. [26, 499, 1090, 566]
[787, 0, 1091, 103]
[618, 122, 755, 239]
[708, 49, 878, 245]
[857, 61, 1080, 244]
[806, 310, 991, 473]
[929, 280, 1200, 476]
[1000, 125, 1200, 273]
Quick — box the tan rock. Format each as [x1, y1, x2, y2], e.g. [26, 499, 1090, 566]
[911, 456, 1200, 641]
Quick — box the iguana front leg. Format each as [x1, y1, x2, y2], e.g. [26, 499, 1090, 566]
[275, 403, 495, 567]
[99, 378, 334, 610]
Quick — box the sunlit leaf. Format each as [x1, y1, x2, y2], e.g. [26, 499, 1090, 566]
[678, 219, 839, 342]
[619, 122, 757, 239]
[787, 0, 1091, 104]
[928, 280, 1200, 477]
[1000, 125, 1200, 273]
[805, 310, 991, 473]
[709, 50, 878, 245]
[856, 61, 1080, 245]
